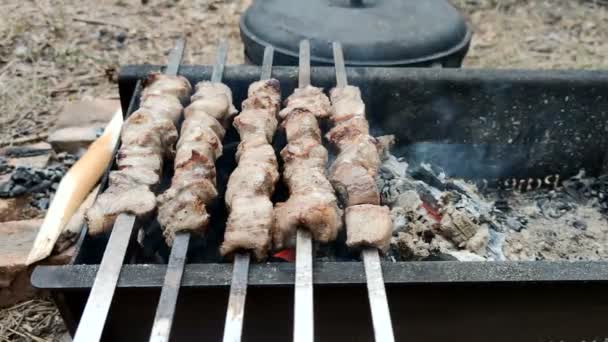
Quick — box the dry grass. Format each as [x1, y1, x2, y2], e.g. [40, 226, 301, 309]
[0, 0, 246, 146]
[1, 0, 608, 340]
[0, 300, 66, 342]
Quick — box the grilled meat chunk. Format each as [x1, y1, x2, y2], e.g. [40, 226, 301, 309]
[157, 81, 236, 245]
[345, 204, 392, 252]
[221, 79, 281, 260]
[272, 86, 342, 249]
[327, 85, 392, 251]
[142, 72, 192, 102]
[86, 74, 191, 235]
[242, 78, 282, 113]
[86, 185, 157, 236]
[330, 163, 379, 206]
[329, 134, 381, 206]
[186, 82, 237, 127]
[278, 85, 331, 120]
[220, 79, 281, 260]
[329, 85, 365, 123]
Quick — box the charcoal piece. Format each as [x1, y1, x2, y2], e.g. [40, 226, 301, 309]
[394, 231, 431, 261]
[395, 190, 422, 212]
[4, 145, 52, 157]
[439, 206, 480, 245]
[423, 253, 458, 261]
[572, 220, 587, 230]
[506, 216, 523, 232]
[0, 157, 13, 175]
[413, 182, 443, 211]
[36, 197, 50, 210]
[30, 180, 53, 193]
[538, 199, 569, 219]
[409, 163, 446, 190]
[115, 31, 127, 43]
[11, 167, 31, 183]
[494, 198, 509, 211]
[379, 155, 408, 179]
[10, 184, 27, 196]
[0, 182, 11, 197]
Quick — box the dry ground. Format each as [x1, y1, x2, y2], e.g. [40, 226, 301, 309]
[1, 0, 608, 341]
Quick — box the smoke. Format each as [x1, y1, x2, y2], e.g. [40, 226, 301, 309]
[401, 142, 528, 180]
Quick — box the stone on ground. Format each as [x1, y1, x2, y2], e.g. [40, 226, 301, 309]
[48, 98, 119, 155]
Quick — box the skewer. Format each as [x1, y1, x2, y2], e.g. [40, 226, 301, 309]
[293, 39, 315, 342]
[72, 38, 186, 342]
[332, 42, 395, 342]
[149, 40, 229, 342]
[222, 45, 274, 342]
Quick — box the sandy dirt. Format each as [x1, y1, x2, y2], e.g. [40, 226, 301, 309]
[1, 0, 608, 340]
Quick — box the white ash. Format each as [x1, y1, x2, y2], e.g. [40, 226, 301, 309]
[492, 171, 608, 261]
[377, 152, 608, 262]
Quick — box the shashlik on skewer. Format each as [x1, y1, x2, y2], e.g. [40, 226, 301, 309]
[157, 82, 236, 244]
[86, 73, 191, 235]
[221, 78, 281, 261]
[220, 46, 277, 342]
[329, 41, 395, 341]
[149, 41, 232, 342]
[328, 85, 392, 252]
[75, 40, 188, 342]
[272, 86, 343, 250]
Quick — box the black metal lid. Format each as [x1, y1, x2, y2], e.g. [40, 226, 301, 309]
[241, 0, 471, 66]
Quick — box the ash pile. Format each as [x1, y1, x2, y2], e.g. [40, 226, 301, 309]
[378, 149, 608, 262]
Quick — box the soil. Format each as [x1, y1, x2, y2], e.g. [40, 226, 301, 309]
[1, 0, 608, 340]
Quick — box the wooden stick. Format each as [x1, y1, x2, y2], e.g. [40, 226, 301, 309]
[26, 109, 123, 265]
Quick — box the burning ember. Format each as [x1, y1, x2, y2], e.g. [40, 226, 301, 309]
[377, 148, 608, 262]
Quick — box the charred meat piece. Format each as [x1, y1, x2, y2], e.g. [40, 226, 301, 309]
[327, 85, 392, 252]
[86, 74, 191, 235]
[221, 79, 281, 260]
[272, 85, 342, 249]
[157, 82, 237, 245]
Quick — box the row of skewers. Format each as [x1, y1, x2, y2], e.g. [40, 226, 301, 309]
[73, 39, 395, 342]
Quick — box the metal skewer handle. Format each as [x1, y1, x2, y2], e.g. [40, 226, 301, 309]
[149, 233, 190, 342]
[293, 39, 315, 342]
